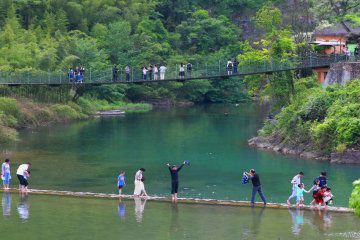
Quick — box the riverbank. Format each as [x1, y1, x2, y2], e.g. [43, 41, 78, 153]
[248, 136, 360, 164]
[249, 79, 360, 164]
[0, 97, 152, 143]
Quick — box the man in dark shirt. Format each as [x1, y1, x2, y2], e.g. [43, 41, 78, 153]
[166, 161, 186, 202]
[314, 171, 327, 188]
[246, 169, 266, 206]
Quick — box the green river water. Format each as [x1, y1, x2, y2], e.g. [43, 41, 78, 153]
[1, 103, 360, 239]
[5, 104, 359, 206]
[0, 193, 359, 240]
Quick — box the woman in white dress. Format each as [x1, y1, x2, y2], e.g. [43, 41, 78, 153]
[134, 168, 148, 197]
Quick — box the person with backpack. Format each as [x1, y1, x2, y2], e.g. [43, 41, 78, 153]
[227, 59, 233, 75]
[112, 65, 119, 82]
[244, 169, 266, 207]
[186, 62, 193, 78]
[233, 58, 238, 74]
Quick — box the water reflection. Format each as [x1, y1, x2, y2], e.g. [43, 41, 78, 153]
[134, 197, 146, 223]
[241, 207, 265, 239]
[170, 204, 184, 236]
[118, 200, 126, 220]
[2, 192, 11, 218]
[288, 209, 305, 235]
[17, 194, 29, 222]
[312, 210, 333, 232]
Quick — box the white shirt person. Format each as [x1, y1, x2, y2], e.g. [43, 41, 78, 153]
[133, 168, 148, 197]
[159, 65, 167, 80]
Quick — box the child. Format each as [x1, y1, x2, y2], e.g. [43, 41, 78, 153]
[117, 171, 126, 195]
[1, 159, 11, 190]
[309, 179, 321, 206]
[323, 187, 334, 206]
[296, 183, 309, 207]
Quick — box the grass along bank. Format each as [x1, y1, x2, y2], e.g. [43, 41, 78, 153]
[0, 97, 151, 143]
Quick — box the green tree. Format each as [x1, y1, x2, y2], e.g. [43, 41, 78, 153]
[175, 10, 240, 54]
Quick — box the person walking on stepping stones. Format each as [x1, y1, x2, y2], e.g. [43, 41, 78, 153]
[166, 161, 189, 202]
[134, 168, 147, 197]
[287, 171, 304, 205]
[245, 169, 266, 207]
[16, 163, 31, 193]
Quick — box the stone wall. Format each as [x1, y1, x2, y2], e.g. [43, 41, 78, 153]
[323, 62, 360, 87]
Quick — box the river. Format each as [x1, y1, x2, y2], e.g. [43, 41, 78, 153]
[1, 193, 359, 240]
[4, 104, 360, 206]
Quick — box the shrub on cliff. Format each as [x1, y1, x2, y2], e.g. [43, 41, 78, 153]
[261, 79, 360, 153]
[350, 179, 360, 216]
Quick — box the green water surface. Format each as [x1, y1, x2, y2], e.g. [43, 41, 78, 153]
[4, 104, 360, 206]
[1, 193, 359, 240]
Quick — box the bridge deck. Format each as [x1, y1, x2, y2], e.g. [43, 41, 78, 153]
[0, 55, 347, 86]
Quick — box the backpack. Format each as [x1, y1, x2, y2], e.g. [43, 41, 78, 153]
[228, 62, 233, 68]
[187, 63, 192, 71]
[242, 173, 249, 184]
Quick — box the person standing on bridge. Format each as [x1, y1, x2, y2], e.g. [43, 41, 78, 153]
[142, 66, 148, 80]
[227, 59, 233, 75]
[179, 63, 185, 80]
[233, 58, 238, 74]
[187, 62, 192, 78]
[287, 171, 304, 205]
[153, 65, 159, 80]
[354, 43, 360, 61]
[148, 64, 153, 80]
[125, 66, 130, 81]
[68, 68, 75, 82]
[159, 64, 167, 80]
[112, 65, 119, 82]
[244, 169, 266, 207]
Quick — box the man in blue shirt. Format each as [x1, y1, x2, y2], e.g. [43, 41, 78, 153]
[314, 172, 327, 188]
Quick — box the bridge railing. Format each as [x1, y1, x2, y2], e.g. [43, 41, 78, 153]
[0, 54, 348, 85]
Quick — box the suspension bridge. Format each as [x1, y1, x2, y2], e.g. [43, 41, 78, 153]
[0, 54, 347, 86]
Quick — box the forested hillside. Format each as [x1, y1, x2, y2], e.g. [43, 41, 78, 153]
[0, 0, 258, 71]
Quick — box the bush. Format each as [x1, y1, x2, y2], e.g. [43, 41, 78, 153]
[300, 91, 332, 122]
[349, 179, 360, 216]
[259, 79, 360, 153]
[50, 104, 82, 120]
[0, 97, 22, 127]
[77, 98, 97, 115]
[0, 125, 18, 143]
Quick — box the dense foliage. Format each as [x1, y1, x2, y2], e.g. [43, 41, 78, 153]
[350, 179, 360, 216]
[259, 79, 360, 154]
